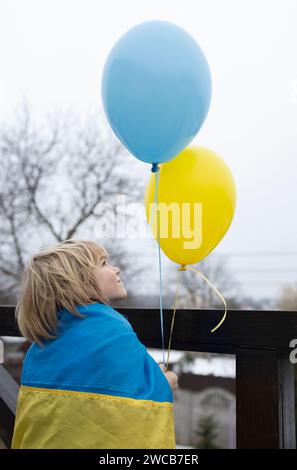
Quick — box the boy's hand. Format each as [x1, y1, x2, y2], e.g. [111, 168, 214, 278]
[159, 363, 179, 392]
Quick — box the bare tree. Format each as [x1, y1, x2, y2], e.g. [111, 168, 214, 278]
[277, 283, 297, 310]
[0, 101, 144, 301]
[174, 254, 240, 309]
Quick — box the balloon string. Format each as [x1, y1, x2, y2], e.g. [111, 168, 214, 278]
[149, 164, 165, 366]
[165, 267, 182, 373]
[187, 266, 227, 333]
[164, 264, 228, 371]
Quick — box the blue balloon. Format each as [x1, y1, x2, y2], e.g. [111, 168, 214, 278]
[101, 20, 212, 165]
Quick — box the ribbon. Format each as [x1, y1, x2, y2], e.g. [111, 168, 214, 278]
[164, 264, 227, 372]
[149, 163, 165, 366]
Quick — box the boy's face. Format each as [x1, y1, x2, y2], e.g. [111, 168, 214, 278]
[93, 254, 127, 301]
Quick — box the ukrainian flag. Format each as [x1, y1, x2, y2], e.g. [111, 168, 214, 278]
[12, 303, 176, 449]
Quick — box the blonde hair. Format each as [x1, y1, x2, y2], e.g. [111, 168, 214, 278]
[16, 239, 109, 345]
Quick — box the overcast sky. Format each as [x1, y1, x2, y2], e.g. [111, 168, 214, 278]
[0, 0, 296, 301]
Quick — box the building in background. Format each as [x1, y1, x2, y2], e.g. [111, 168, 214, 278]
[174, 373, 236, 448]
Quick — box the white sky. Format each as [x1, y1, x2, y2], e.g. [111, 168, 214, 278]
[0, 0, 297, 301]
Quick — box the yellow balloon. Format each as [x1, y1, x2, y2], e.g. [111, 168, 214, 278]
[144, 146, 236, 265]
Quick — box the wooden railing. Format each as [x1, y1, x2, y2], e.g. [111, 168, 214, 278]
[0, 305, 296, 449]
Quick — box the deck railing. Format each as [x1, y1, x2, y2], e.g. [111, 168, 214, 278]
[0, 305, 296, 449]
